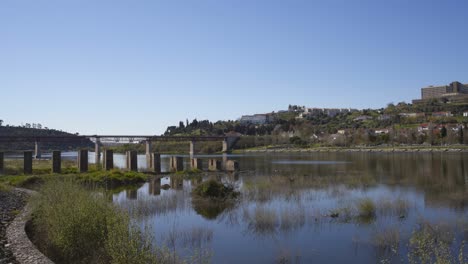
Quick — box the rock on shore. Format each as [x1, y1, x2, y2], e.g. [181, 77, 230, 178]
[0, 189, 27, 264]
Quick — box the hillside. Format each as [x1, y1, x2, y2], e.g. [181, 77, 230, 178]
[0, 125, 93, 152]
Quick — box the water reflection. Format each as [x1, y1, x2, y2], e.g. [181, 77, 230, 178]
[112, 152, 468, 263]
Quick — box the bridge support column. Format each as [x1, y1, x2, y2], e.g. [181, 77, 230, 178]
[0, 152, 4, 174]
[146, 141, 152, 169]
[208, 159, 221, 171]
[77, 149, 88, 173]
[170, 156, 183, 172]
[34, 141, 42, 159]
[152, 153, 161, 173]
[126, 151, 138, 171]
[126, 189, 138, 200]
[24, 151, 33, 174]
[191, 158, 202, 170]
[149, 178, 161, 195]
[222, 153, 228, 170]
[189, 141, 196, 157]
[52, 151, 61, 173]
[95, 138, 101, 165]
[103, 149, 113, 170]
[222, 139, 229, 153]
[226, 160, 239, 171]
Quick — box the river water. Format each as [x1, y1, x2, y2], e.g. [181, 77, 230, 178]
[110, 152, 467, 263]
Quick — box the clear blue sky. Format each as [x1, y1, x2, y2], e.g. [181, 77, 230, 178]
[1, 0, 467, 135]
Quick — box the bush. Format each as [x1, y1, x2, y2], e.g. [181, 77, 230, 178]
[31, 179, 159, 264]
[192, 179, 238, 200]
[357, 198, 376, 218]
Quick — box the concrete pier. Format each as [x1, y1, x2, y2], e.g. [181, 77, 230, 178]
[94, 138, 101, 165]
[208, 159, 221, 171]
[126, 189, 138, 200]
[146, 141, 152, 169]
[222, 153, 228, 170]
[170, 156, 183, 172]
[24, 151, 33, 174]
[77, 149, 88, 173]
[222, 139, 228, 153]
[103, 149, 113, 170]
[190, 141, 196, 157]
[171, 177, 183, 190]
[126, 151, 138, 171]
[0, 152, 4, 174]
[191, 158, 203, 170]
[34, 141, 41, 159]
[149, 178, 161, 195]
[226, 160, 239, 171]
[152, 153, 161, 173]
[52, 151, 61, 173]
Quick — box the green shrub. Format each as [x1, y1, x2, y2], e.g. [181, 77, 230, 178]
[192, 179, 238, 200]
[31, 179, 159, 264]
[357, 198, 376, 218]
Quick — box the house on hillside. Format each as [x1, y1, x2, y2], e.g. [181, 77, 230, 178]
[354, 115, 372, 121]
[239, 114, 273, 125]
[378, 115, 392, 120]
[374, 129, 390, 135]
[399, 113, 425, 118]
[418, 124, 430, 132]
[463, 111, 468, 117]
[432, 112, 452, 117]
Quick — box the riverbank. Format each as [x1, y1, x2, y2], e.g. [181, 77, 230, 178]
[0, 188, 28, 264]
[233, 145, 468, 153]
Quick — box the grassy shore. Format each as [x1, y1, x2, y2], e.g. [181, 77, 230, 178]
[0, 159, 150, 189]
[233, 144, 468, 153]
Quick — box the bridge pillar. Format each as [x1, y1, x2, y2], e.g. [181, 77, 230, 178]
[146, 140, 152, 169]
[152, 153, 161, 173]
[208, 159, 221, 171]
[191, 158, 203, 170]
[126, 189, 138, 200]
[222, 153, 228, 170]
[94, 138, 101, 165]
[34, 141, 42, 159]
[149, 177, 161, 195]
[170, 156, 183, 172]
[52, 151, 61, 173]
[222, 139, 229, 153]
[103, 149, 113, 170]
[24, 151, 33, 174]
[0, 152, 4, 174]
[189, 141, 196, 157]
[126, 151, 138, 171]
[77, 149, 88, 173]
[226, 160, 239, 171]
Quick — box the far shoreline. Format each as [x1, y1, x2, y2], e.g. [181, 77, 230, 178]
[233, 145, 468, 154]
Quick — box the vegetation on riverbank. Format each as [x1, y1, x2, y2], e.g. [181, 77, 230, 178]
[0, 160, 149, 189]
[29, 179, 168, 264]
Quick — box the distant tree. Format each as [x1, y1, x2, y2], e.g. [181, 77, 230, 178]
[459, 127, 464, 144]
[179, 121, 185, 129]
[37, 123, 42, 129]
[25, 123, 31, 128]
[0, 119, 3, 126]
[440, 126, 447, 138]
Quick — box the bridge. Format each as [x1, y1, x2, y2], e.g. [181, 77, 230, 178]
[0, 134, 239, 168]
[0, 134, 241, 175]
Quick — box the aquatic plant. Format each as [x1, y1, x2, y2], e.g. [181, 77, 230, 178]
[357, 198, 376, 218]
[192, 179, 239, 200]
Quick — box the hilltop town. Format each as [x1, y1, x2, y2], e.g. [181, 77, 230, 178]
[165, 81, 468, 149]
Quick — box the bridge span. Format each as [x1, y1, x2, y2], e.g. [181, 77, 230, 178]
[0, 134, 240, 164]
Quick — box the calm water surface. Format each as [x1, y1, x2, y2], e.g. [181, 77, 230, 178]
[111, 152, 467, 263]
